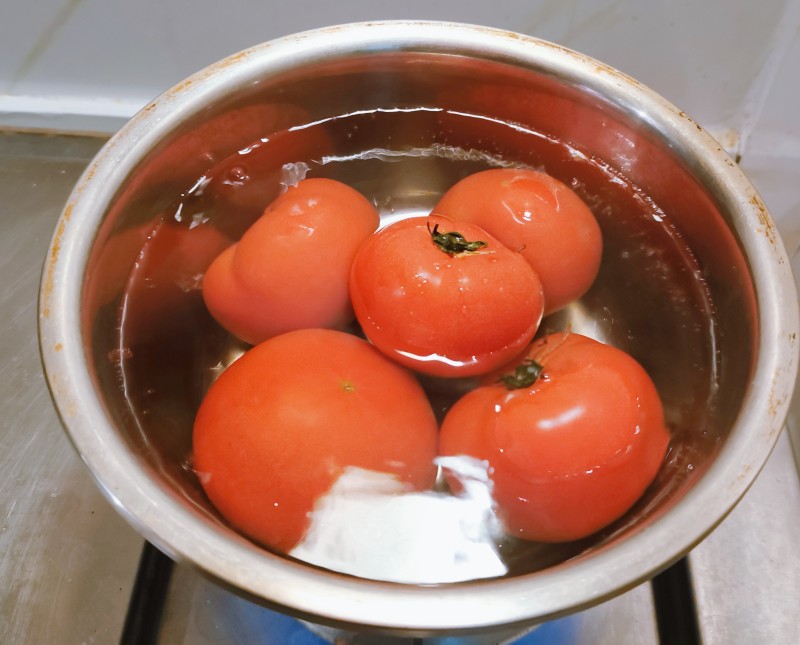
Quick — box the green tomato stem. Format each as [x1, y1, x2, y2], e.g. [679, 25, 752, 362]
[499, 359, 544, 389]
[427, 222, 487, 256]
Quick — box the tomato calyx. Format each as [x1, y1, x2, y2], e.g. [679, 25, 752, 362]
[427, 222, 487, 256]
[498, 359, 544, 389]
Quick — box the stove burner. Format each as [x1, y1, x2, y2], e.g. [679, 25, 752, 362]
[119, 542, 700, 644]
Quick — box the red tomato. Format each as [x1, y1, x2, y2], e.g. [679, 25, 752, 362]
[349, 214, 545, 378]
[439, 332, 670, 542]
[202, 178, 379, 345]
[434, 168, 602, 315]
[119, 218, 233, 344]
[192, 328, 439, 553]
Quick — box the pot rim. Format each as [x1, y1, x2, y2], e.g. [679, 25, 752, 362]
[38, 20, 799, 633]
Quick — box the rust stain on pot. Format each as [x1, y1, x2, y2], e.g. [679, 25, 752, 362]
[593, 61, 642, 87]
[172, 79, 193, 94]
[41, 202, 73, 319]
[535, 37, 590, 61]
[678, 111, 703, 132]
[82, 160, 97, 184]
[735, 463, 753, 487]
[771, 333, 799, 424]
[768, 386, 785, 419]
[751, 194, 778, 248]
[54, 343, 63, 352]
[492, 28, 530, 42]
[767, 336, 796, 432]
[767, 391, 789, 442]
[47, 371, 77, 420]
[479, 30, 645, 90]
[155, 78, 195, 106]
[220, 51, 252, 68]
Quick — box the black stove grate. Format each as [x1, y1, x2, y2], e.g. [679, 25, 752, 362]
[120, 540, 702, 645]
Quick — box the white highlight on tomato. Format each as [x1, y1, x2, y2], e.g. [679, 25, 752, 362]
[290, 457, 506, 584]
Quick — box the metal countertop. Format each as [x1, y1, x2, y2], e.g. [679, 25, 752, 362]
[1, 131, 798, 644]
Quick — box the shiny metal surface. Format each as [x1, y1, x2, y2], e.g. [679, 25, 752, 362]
[690, 429, 800, 643]
[37, 21, 800, 634]
[0, 132, 143, 644]
[1, 131, 798, 642]
[157, 566, 658, 644]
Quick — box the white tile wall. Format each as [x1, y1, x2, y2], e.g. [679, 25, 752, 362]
[1, 0, 798, 153]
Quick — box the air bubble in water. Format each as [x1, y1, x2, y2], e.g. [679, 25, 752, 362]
[225, 166, 249, 186]
[108, 347, 133, 362]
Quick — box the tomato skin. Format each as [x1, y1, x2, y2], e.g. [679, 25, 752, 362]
[439, 332, 670, 542]
[349, 215, 545, 378]
[202, 179, 379, 345]
[192, 328, 438, 553]
[434, 168, 602, 315]
[203, 122, 333, 240]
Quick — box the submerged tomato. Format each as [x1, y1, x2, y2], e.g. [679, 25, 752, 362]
[434, 168, 602, 315]
[202, 178, 379, 345]
[439, 332, 670, 542]
[193, 328, 439, 553]
[119, 218, 233, 344]
[349, 215, 545, 378]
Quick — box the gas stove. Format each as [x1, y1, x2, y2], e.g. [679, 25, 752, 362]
[1, 131, 798, 645]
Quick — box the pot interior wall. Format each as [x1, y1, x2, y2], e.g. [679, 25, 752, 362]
[82, 50, 756, 578]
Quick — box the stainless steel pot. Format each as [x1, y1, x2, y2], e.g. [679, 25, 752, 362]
[38, 21, 799, 636]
